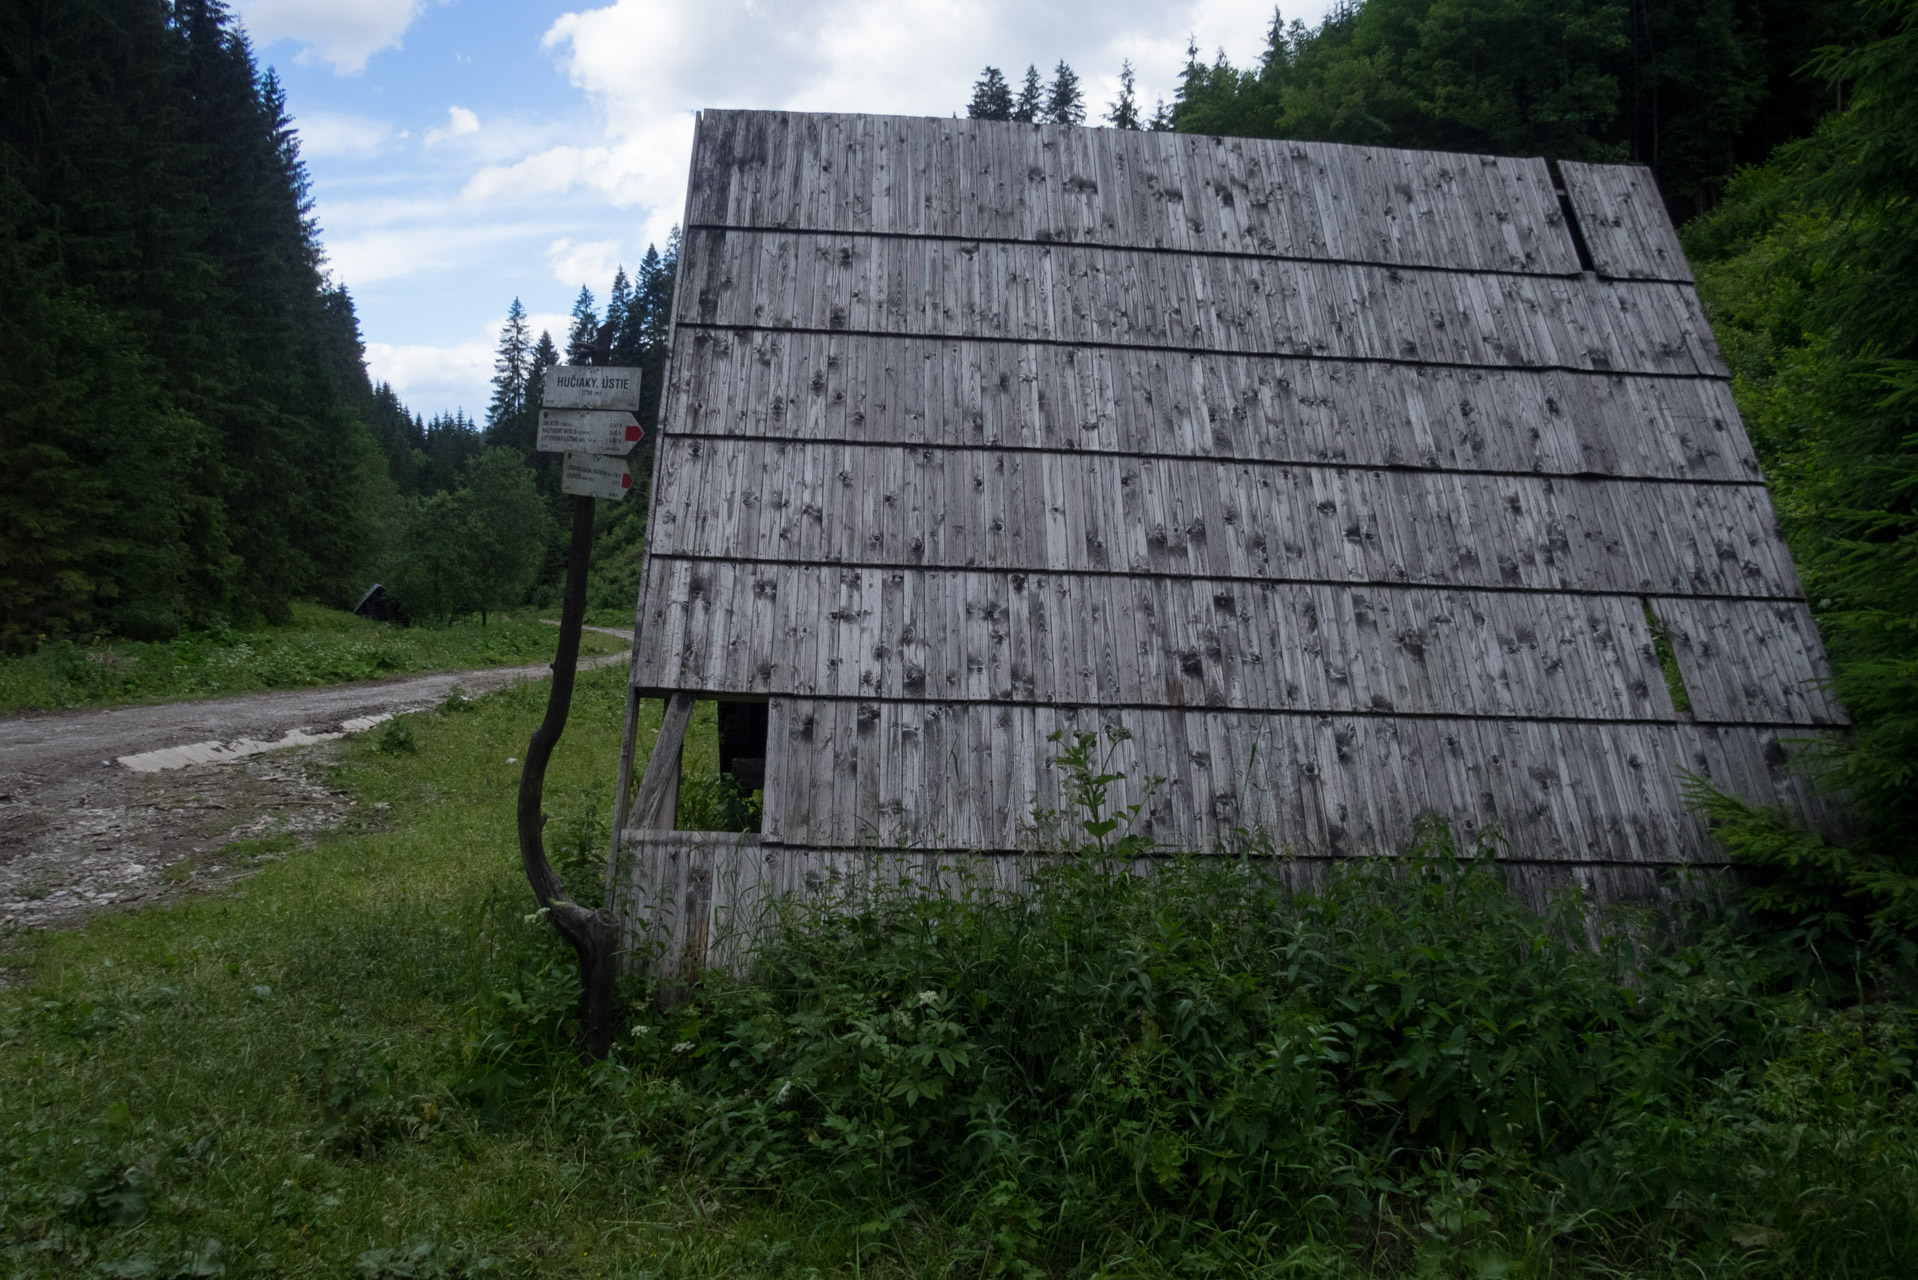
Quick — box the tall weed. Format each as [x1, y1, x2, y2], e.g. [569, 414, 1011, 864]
[589, 836, 1915, 1274]
[432, 733, 1918, 1274]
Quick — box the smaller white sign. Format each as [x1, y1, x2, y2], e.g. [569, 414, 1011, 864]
[543, 365, 642, 411]
[538, 408, 642, 455]
[561, 451, 633, 501]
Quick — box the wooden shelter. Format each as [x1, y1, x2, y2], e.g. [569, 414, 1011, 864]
[609, 110, 1843, 972]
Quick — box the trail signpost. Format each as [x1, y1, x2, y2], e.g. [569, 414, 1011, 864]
[542, 365, 641, 411]
[540, 364, 643, 501]
[517, 349, 644, 1059]
[538, 408, 642, 454]
[559, 451, 633, 500]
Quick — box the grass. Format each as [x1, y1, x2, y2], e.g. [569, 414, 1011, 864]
[0, 603, 628, 714]
[0, 666, 820, 1278]
[2, 677, 1914, 1278]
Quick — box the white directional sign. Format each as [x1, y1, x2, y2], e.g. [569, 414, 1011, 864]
[538, 408, 642, 455]
[561, 451, 633, 501]
[543, 365, 642, 411]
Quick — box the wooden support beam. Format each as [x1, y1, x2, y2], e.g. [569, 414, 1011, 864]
[605, 677, 644, 900]
[627, 691, 695, 833]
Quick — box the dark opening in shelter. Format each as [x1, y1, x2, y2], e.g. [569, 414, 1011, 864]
[352, 583, 406, 625]
[717, 699, 770, 792]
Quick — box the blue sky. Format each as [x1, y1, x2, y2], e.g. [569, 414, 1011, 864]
[233, 1, 1327, 420]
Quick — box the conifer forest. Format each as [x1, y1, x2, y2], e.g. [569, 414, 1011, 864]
[3, 1, 1918, 1277]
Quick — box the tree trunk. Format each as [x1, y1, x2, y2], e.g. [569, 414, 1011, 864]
[516, 494, 620, 1058]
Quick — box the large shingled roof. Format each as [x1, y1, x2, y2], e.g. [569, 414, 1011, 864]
[614, 111, 1840, 958]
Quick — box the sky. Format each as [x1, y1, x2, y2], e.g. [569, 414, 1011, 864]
[233, 0, 1330, 421]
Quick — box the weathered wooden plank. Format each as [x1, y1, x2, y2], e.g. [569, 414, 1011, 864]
[1655, 598, 1847, 725]
[683, 227, 1708, 375]
[614, 831, 1748, 977]
[1559, 160, 1694, 283]
[688, 112, 1582, 273]
[631, 563, 1834, 727]
[744, 701, 1836, 863]
[645, 438, 1800, 598]
[626, 691, 695, 834]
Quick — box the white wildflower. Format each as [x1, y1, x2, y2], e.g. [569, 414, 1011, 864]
[672, 1040, 696, 1054]
[522, 906, 550, 924]
[774, 1081, 792, 1104]
[917, 989, 940, 1007]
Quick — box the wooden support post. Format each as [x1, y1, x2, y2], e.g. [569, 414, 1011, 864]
[515, 494, 621, 1059]
[628, 692, 695, 832]
[515, 320, 627, 1061]
[605, 677, 644, 902]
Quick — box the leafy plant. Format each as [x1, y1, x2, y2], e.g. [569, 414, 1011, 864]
[298, 1035, 435, 1155]
[1039, 725, 1162, 858]
[548, 794, 608, 909]
[676, 769, 761, 834]
[376, 718, 419, 756]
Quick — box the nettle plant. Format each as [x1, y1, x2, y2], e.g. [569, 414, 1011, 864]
[1038, 725, 1165, 859]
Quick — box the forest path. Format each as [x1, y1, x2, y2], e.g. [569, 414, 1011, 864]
[0, 629, 631, 942]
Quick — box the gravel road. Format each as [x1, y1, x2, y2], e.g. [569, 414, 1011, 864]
[0, 631, 630, 943]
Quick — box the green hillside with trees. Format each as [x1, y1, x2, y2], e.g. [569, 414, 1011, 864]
[0, 0, 679, 674]
[1, 0, 388, 649]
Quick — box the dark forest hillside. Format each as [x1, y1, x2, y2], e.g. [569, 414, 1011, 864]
[1167, 0, 1872, 216]
[0, 0, 387, 649]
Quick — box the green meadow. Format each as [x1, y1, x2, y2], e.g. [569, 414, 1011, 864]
[3, 668, 1913, 1278]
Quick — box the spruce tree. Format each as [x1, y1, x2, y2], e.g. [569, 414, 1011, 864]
[524, 330, 563, 495]
[1106, 60, 1142, 129]
[968, 67, 1015, 120]
[565, 287, 599, 364]
[610, 269, 645, 368]
[606, 265, 632, 361]
[1014, 65, 1045, 123]
[634, 233, 677, 434]
[487, 297, 532, 440]
[1046, 61, 1086, 125]
[366, 382, 425, 492]
[530, 332, 560, 384]
[634, 243, 670, 350]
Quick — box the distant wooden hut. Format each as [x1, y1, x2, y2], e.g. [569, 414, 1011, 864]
[609, 110, 1843, 973]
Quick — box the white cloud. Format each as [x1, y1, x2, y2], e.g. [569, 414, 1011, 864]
[468, 0, 1294, 222]
[367, 309, 577, 416]
[294, 110, 398, 158]
[543, 0, 1287, 120]
[327, 218, 543, 286]
[425, 106, 481, 147]
[366, 336, 494, 415]
[232, 0, 429, 75]
[548, 238, 626, 291]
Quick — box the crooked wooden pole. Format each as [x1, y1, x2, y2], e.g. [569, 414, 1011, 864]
[516, 491, 621, 1059]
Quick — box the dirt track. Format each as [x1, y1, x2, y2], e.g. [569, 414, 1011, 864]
[0, 637, 629, 943]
